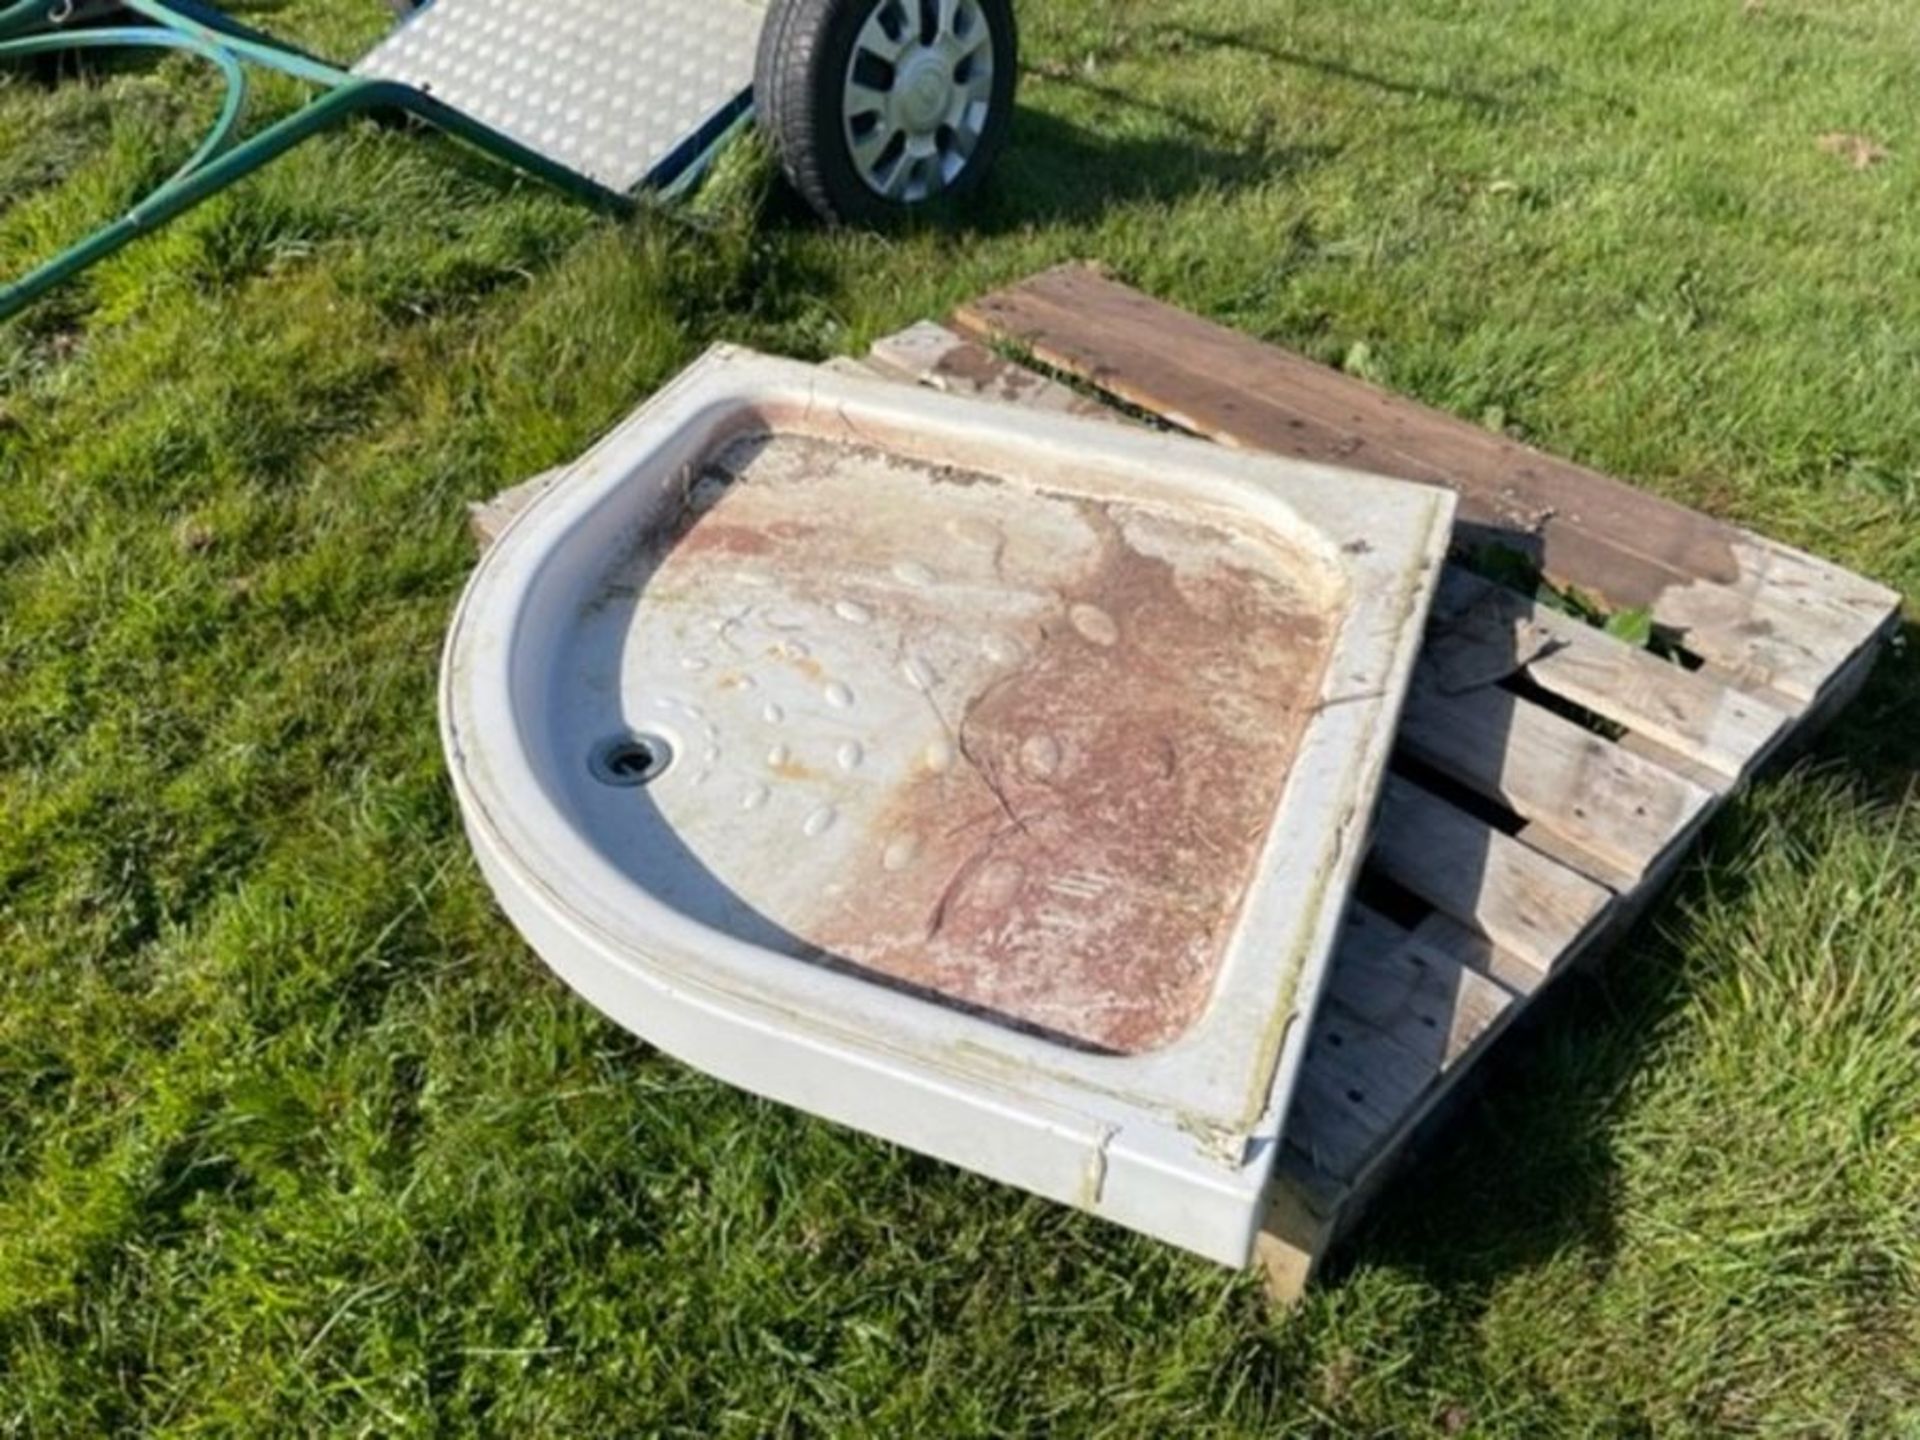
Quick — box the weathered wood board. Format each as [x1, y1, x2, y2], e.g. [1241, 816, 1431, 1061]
[951, 266, 1895, 709]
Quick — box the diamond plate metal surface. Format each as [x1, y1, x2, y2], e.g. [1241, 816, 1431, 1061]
[355, 0, 765, 194]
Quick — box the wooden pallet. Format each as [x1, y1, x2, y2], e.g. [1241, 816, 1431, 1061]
[847, 265, 1899, 1300]
[471, 267, 1898, 1302]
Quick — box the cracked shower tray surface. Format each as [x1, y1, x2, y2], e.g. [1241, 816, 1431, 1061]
[441, 348, 1454, 1263]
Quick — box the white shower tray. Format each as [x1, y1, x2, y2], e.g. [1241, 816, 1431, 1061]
[440, 346, 1454, 1263]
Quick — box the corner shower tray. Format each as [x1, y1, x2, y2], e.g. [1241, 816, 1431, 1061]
[440, 346, 1454, 1264]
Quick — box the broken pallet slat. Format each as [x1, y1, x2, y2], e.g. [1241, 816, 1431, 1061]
[949, 264, 1884, 620]
[1423, 566, 1793, 785]
[951, 264, 1899, 704]
[867, 321, 1120, 421]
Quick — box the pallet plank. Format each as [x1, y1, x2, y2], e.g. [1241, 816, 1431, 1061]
[1398, 674, 1716, 882]
[1369, 775, 1612, 975]
[867, 321, 1121, 421]
[1289, 911, 1518, 1181]
[952, 266, 1899, 703]
[950, 265, 1869, 611]
[469, 467, 560, 549]
[1288, 998, 1439, 1180]
[1326, 912, 1517, 1073]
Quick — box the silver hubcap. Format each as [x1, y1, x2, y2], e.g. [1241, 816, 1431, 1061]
[842, 0, 996, 203]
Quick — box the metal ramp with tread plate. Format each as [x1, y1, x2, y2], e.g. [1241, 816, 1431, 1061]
[353, 0, 766, 198]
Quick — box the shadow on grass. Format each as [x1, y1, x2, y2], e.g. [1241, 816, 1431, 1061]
[1151, 23, 1521, 116]
[1343, 924, 1699, 1294]
[983, 106, 1338, 230]
[1811, 618, 1920, 803]
[1329, 613, 1915, 1301]
[730, 101, 1337, 258]
[741, 102, 1340, 240]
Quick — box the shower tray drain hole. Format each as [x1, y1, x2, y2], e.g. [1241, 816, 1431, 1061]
[591, 732, 675, 786]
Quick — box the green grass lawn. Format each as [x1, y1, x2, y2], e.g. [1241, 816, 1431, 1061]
[3, 0, 1918, 1431]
